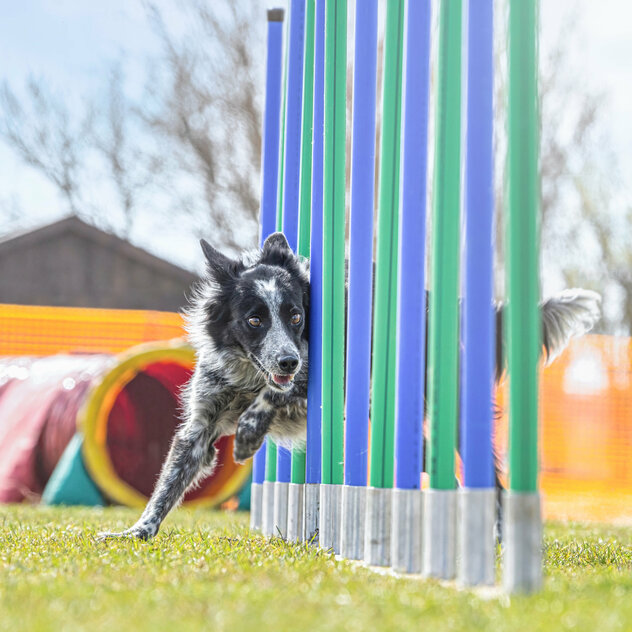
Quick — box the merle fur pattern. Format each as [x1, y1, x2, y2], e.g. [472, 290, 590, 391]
[100, 233, 601, 541]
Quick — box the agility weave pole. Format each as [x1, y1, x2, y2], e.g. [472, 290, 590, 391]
[251, 8, 284, 535]
[341, 0, 378, 561]
[504, 0, 542, 593]
[271, 0, 306, 540]
[252, 0, 542, 594]
[459, 0, 496, 586]
[391, 0, 431, 574]
[364, 0, 405, 567]
[287, 0, 315, 544]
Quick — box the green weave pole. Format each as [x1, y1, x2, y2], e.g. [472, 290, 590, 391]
[265, 440, 277, 481]
[268, 19, 290, 472]
[321, 0, 346, 486]
[426, 0, 463, 491]
[368, 0, 405, 489]
[507, 0, 540, 493]
[291, 0, 316, 485]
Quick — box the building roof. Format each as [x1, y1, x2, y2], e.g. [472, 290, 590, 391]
[0, 215, 196, 284]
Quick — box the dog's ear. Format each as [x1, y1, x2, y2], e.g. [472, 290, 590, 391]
[200, 239, 243, 283]
[260, 232, 295, 268]
[262, 232, 292, 255]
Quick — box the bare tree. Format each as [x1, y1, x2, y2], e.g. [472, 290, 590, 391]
[139, 0, 263, 251]
[0, 194, 25, 232]
[92, 66, 159, 237]
[0, 78, 91, 219]
[0, 0, 264, 251]
[490, 5, 630, 332]
[0, 73, 154, 239]
[536, 25, 631, 333]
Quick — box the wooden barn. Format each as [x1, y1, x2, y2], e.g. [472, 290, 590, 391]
[0, 216, 198, 311]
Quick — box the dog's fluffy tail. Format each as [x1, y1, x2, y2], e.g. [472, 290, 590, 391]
[495, 288, 601, 377]
[540, 289, 602, 365]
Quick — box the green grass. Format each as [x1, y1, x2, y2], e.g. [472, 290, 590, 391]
[1, 505, 631, 632]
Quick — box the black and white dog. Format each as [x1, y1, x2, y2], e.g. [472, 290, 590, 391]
[101, 232, 600, 541]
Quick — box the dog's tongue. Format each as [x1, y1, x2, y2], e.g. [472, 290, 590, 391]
[272, 374, 292, 386]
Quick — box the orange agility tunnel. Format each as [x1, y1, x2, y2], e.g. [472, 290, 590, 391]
[0, 305, 250, 508]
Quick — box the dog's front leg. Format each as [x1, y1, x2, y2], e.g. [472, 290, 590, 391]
[233, 389, 277, 464]
[99, 418, 216, 540]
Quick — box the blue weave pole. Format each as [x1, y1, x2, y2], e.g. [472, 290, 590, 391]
[253, 9, 285, 491]
[461, 0, 495, 492]
[457, 0, 496, 587]
[344, 0, 377, 490]
[252, 9, 285, 533]
[277, 0, 307, 487]
[276, 447, 292, 487]
[280, 0, 307, 252]
[303, 0, 325, 544]
[340, 0, 378, 561]
[389, 0, 431, 574]
[394, 0, 431, 492]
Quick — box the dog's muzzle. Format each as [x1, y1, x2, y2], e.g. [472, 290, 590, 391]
[249, 352, 299, 392]
[266, 353, 299, 391]
[269, 373, 295, 391]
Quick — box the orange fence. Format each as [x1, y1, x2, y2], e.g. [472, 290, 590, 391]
[0, 304, 186, 355]
[497, 334, 632, 525]
[1, 305, 630, 524]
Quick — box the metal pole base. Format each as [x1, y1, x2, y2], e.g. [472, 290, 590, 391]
[250, 482, 263, 531]
[341, 484, 366, 560]
[503, 491, 542, 594]
[423, 489, 457, 579]
[457, 488, 496, 586]
[273, 481, 289, 539]
[364, 487, 392, 567]
[262, 480, 275, 536]
[287, 483, 304, 542]
[319, 483, 341, 554]
[303, 483, 320, 545]
[391, 488, 423, 574]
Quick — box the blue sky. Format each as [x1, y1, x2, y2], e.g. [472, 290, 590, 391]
[0, 0, 630, 276]
[0, 1, 154, 90]
[0, 0, 203, 268]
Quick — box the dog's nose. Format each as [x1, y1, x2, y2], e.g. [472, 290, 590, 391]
[277, 354, 299, 373]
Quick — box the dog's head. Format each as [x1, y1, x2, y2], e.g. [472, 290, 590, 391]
[197, 232, 309, 392]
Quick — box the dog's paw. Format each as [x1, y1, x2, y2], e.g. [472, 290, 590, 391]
[97, 523, 156, 542]
[233, 422, 264, 464]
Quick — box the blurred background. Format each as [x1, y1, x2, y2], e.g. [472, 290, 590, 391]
[0, 0, 630, 521]
[0, 0, 630, 331]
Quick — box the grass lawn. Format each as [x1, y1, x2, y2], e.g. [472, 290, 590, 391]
[1, 505, 631, 632]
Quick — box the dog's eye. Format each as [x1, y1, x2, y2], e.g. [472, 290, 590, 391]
[290, 313, 302, 326]
[247, 316, 262, 328]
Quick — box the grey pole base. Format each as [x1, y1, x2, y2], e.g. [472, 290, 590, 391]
[340, 484, 366, 560]
[319, 483, 341, 554]
[391, 488, 423, 574]
[457, 488, 496, 586]
[250, 482, 263, 531]
[423, 489, 457, 579]
[503, 491, 542, 594]
[286, 483, 304, 542]
[303, 483, 320, 545]
[273, 481, 289, 539]
[364, 487, 392, 567]
[262, 480, 275, 536]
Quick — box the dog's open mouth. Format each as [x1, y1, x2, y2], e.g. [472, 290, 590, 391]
[268, 373, 295, 391]
[248, 353, 296, 392]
